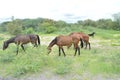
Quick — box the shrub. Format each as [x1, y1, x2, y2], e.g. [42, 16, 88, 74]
[45, 26, 57, 33]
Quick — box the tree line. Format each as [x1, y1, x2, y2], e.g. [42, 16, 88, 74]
[0, 12, 120, 35]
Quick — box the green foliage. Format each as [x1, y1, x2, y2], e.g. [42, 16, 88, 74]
[24, 28, 34, 34]
[22, 18, 43, 31]
[112, 12, 120, 30]
[111, 52, 120, 65]
[45, 26, 57, 33]
[1, 14, 120, 34]
[6, 19, 22, 35]
[0, 22, 9, 32]
[96, 19, 114, 29]
[0, 54, 15, 63]
[54, 57, 73, 75]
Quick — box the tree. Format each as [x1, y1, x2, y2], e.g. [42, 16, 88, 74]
[112, 12, 120, 30]
[95, 19, 116, 29]
[6, 19, 22, 35]
[38, 20, 56, 33]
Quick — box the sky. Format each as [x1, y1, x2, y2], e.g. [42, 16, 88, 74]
[0, 0, 120, 23]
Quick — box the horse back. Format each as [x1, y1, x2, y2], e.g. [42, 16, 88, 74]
[56, 35, 73, 46]
[28, 34, 38, 42]
[69, 33, 83, 43]
[14, 35, 31, 44]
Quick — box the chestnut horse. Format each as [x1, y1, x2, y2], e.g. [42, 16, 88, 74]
[3, 34, 40, 55]
[47, 35, 83, 56]
[69, 32, 92, 49]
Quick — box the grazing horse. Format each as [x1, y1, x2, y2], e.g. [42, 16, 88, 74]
[47, 35, 83, 56]
[69, 32, 91, 49]
[69, 33, 84, 56]
[3, 34, 40, 55]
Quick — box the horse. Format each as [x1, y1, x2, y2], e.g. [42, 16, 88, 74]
[69, 33, 84, 56]
[69, 32, 91, 49]
[47, 35, 83, 56]
[3, 34, 40, 55]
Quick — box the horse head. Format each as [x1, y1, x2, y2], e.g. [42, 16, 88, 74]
[47, 46, 52, 54]
[3, 41, 9, 50]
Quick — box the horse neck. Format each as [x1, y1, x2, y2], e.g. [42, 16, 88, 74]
[48, 38, 57, 49]
[48, 41, 55, 49]
[6, 37, 15, 44]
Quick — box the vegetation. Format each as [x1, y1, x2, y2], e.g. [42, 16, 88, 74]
[0, 26, 120, 78]
[0, 12, 120, 35]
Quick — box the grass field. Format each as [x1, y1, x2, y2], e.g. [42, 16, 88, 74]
[0, 27, 120, 79]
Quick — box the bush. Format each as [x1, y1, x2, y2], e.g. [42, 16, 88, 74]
[24, 28, 34, 34]
[45, 26, 57, 33]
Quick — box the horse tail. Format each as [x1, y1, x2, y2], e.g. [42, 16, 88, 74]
[80, 38, 83, 48]
[36, 35, 40, 45]
[88, 32, 95, 37]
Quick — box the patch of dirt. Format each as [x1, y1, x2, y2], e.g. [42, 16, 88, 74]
[1, 71, 120, 80]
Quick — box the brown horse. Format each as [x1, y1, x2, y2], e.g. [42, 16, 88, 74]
[3, 34, 40, 55]
[69, 32, 91, 49]
[47, 35, 83, 56]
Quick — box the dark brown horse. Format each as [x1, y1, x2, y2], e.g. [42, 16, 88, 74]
[3, 34, 40, 55]
[69, 32, 91, 49]
[47, 35, 83, 56]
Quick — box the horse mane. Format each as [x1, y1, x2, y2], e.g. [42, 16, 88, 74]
[69, 32, 77, 36]
[6, 36, 16, 43]
[48, 37, 57, 48]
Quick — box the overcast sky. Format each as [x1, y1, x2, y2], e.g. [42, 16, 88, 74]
[0, 0, 120, 23]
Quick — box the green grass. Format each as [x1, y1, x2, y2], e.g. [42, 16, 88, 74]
[1, 45, 119, 77]
[0, 27, 120, 78]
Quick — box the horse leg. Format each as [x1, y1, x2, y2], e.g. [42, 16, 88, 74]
[59, 47, 61, 56]
[33, 42, 38, 47]
[16, 45, 19, 55]
[32, 43, 36, 48]
[77, 47, 80, 55]
[61, 48, 66, 56]
[88, 42, 91, 50]
[35, 43, 38, 47]
[21, 44, 25, 52]
[85, 42, 87, 49]
[74, 48, 77, 56]
[33, 44, 37, 47]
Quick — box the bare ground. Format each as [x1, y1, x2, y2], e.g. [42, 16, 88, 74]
[1, 71, 120, 80]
